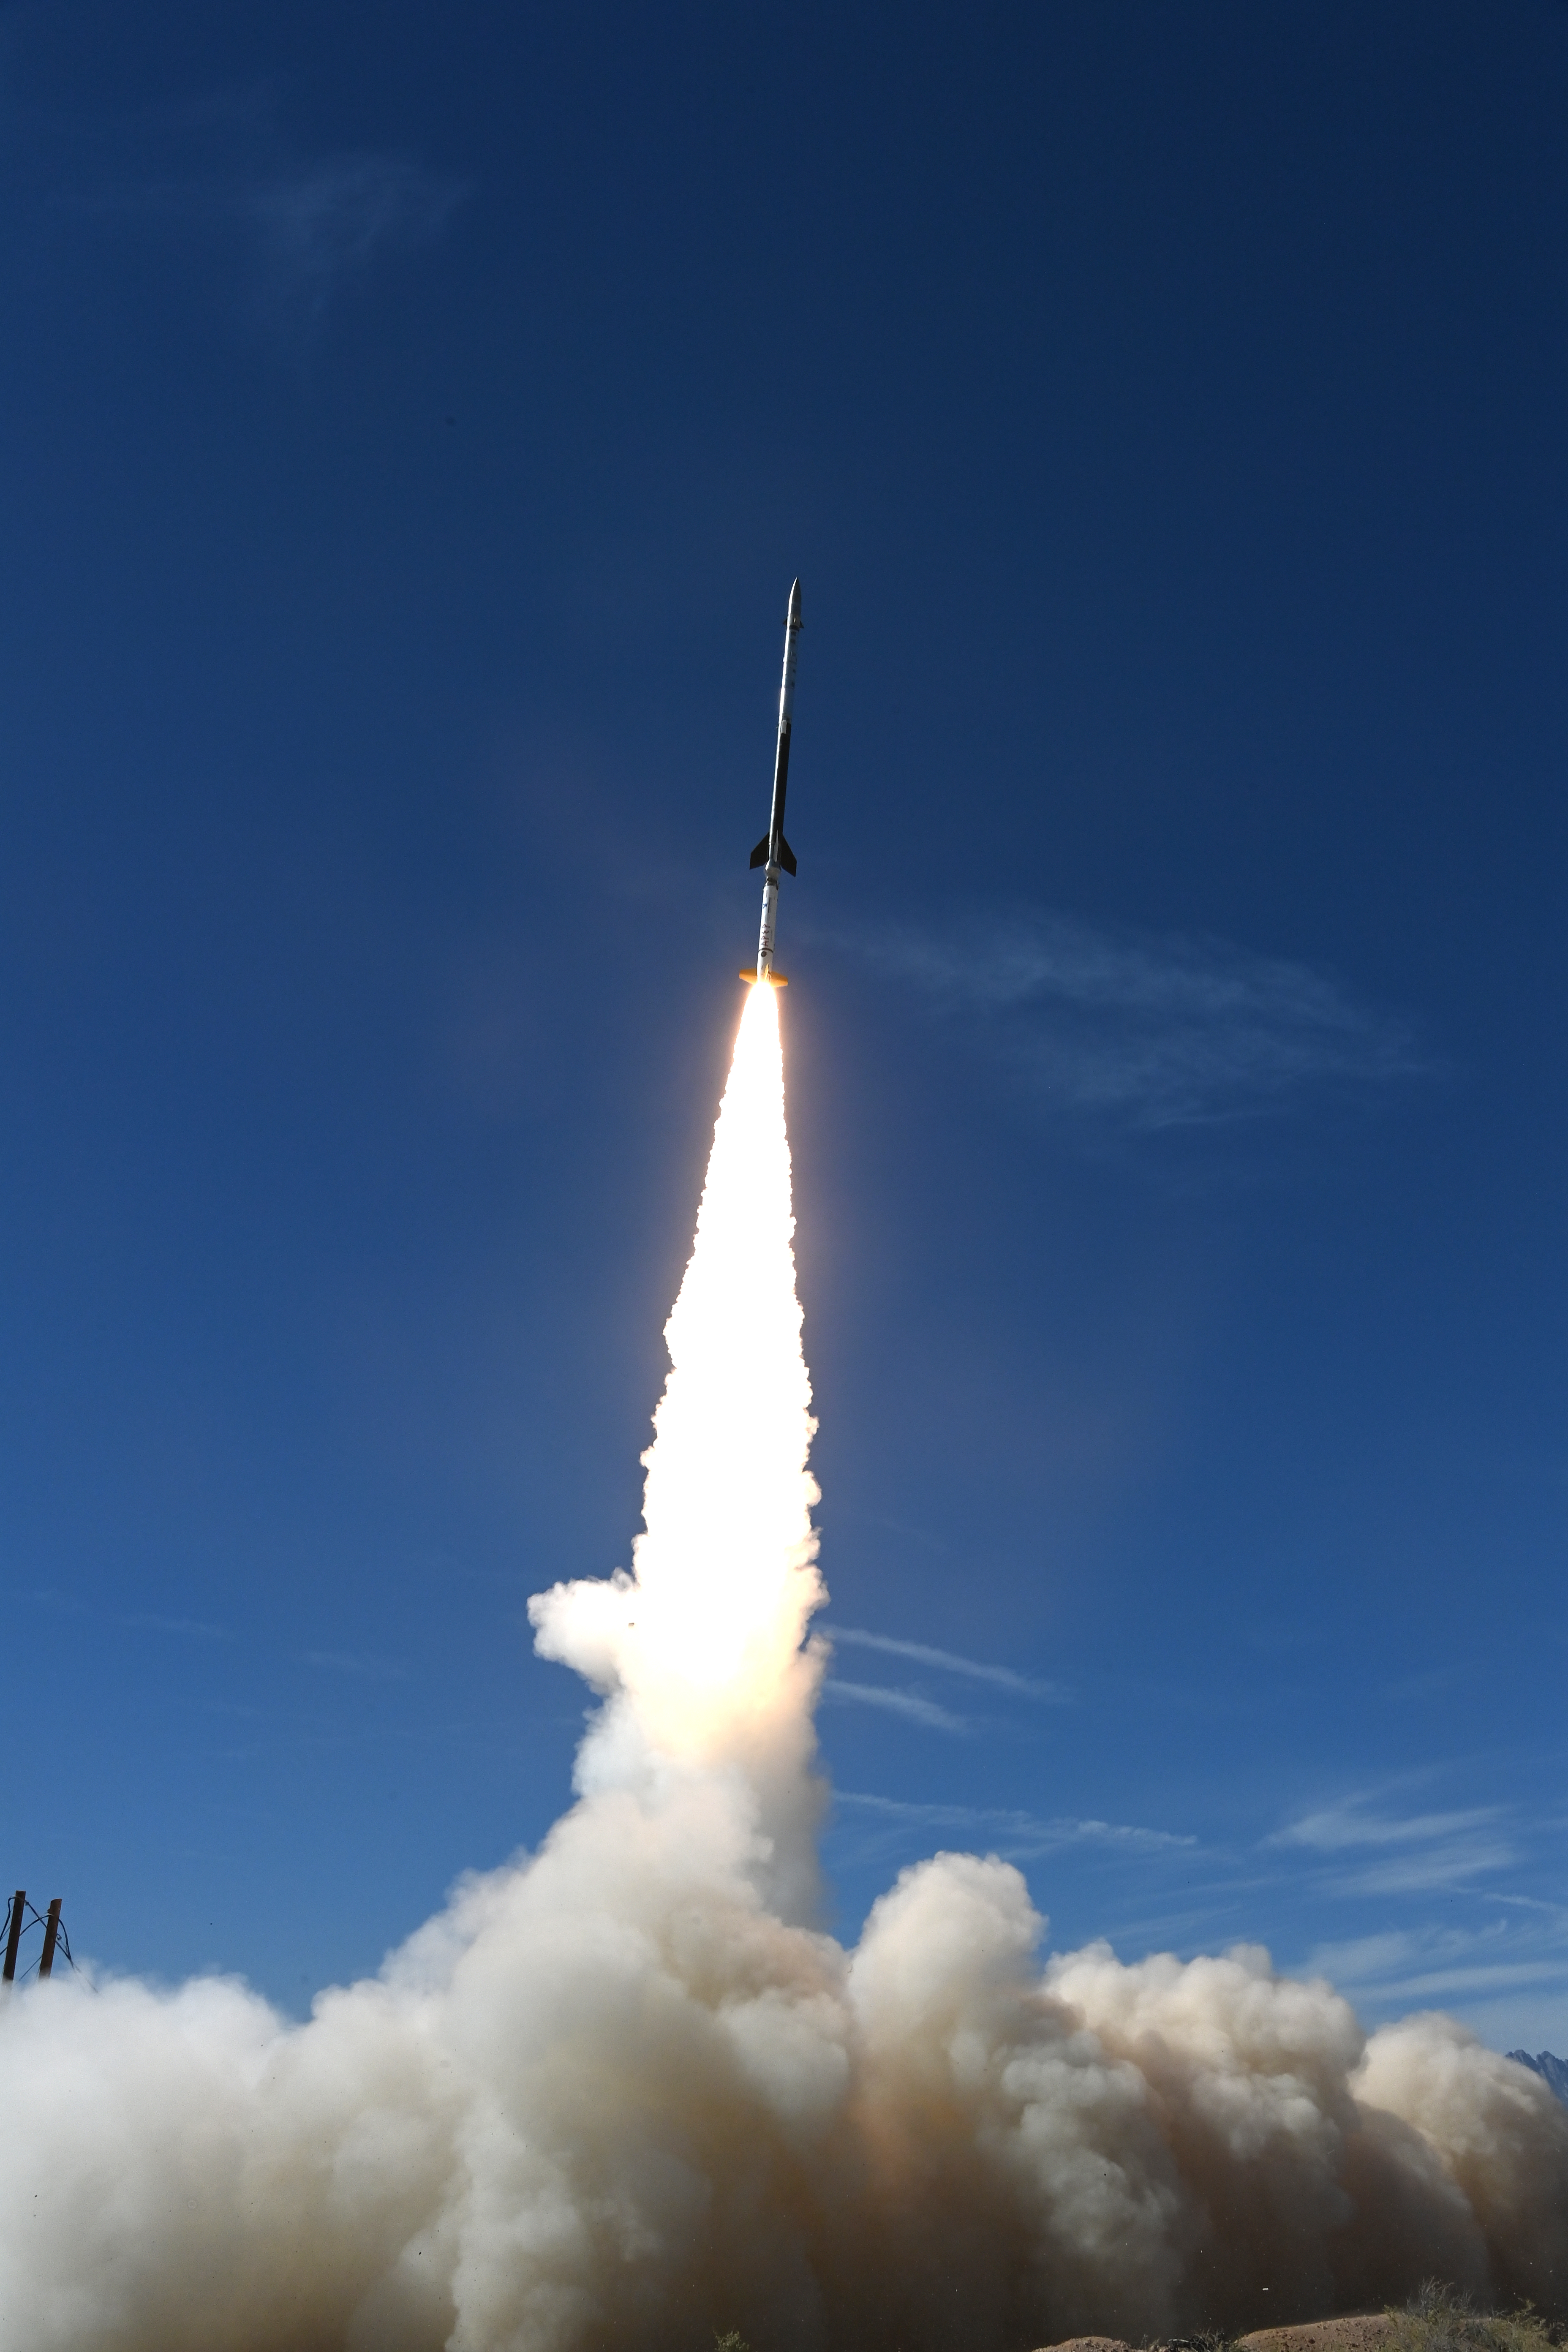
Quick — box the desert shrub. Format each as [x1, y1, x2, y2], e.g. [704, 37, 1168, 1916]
[1387, 2280, 1562, 2352]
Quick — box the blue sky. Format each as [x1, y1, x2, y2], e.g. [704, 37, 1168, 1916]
[1, 0, 1565, 2049]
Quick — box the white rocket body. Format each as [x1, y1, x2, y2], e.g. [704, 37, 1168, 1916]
[744, 580, 802, 986]
[756, 868, 781, 981]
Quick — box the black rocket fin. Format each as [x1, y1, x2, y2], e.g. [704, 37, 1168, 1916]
[749, 834, 770, 869]
[777, 836, 797, 876]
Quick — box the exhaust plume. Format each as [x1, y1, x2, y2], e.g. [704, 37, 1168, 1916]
[2, 984, 1564, 2352]
[528, 980, 828, 1916]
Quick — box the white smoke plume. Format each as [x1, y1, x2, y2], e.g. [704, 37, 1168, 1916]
[528, 980, 828, 1920]
[2, 982, 1565, 2351]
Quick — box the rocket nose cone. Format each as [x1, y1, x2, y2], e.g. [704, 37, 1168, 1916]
[788, 577, 802, 623]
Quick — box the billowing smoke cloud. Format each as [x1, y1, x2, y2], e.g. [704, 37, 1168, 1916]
[2, 985, 1564, 2351]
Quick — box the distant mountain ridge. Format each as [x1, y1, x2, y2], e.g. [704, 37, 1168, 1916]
[1508, 2048, 1568, 2103]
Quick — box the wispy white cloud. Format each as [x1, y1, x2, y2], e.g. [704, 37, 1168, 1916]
[1308, 1909, 1568, 2011]
[1330, 1844, 1519, 1897]
[868, 912, 1425, 1130]
[827, 1625, 1068, 1702]
[244, 153, 464, 319]
[19, 1587, 233, 1641]
[1307, 1930, 1422, 1984]
[1272, 1797, 1514, 1896]
[837, 1791, 1195, 1857]
[122, 1612, 232, 1642]
[821, 1681, 967, 1733]
[1371, 1960, 1568, 1999]
[1274, 1801, 1503, 1853]
[46, 88, 467, 331]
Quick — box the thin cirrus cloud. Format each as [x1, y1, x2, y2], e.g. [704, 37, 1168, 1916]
[1330, 1845, 1519, 1898]
[22, 1587, 233, 1642]
[836, 1791, 1196, 1859]
[244, 153, 466, 320]
[121, 1612, 233, 1642]
[45, 87, 467, 330]
[1271, 1797, 1516, 1896]
[1274, 1800, 1505, 1851]
[868, 911, 1426, 1130]
[821, 1680, 967, 1734]
[1309, 1908, 1568, 2008]
[827, 1625, 1069, 1702]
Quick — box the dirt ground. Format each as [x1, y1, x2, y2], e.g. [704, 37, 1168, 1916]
[1038, 2314, 1397, 2352]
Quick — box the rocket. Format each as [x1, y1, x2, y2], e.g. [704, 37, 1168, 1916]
[741, 577, 802, 986]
